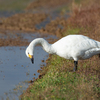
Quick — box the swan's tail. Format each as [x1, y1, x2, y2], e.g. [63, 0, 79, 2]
[97, 41, 100, 48]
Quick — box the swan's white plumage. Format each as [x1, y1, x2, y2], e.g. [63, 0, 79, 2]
[26, 35, 100, 62]
[51, 35, 100, 60]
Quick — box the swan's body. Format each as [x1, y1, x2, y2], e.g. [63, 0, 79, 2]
[25, 35, 100, 71]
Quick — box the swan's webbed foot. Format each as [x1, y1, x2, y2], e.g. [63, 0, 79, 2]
[73, 61, 78, 72]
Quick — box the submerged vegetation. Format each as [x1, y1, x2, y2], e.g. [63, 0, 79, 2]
[21, 0, 100, 99]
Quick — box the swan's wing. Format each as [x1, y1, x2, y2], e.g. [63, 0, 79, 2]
[52, 35, 90, 51]
[52, 35, 100, 59]
[75, 39, 100, 51]
[72, 39, 100, 58]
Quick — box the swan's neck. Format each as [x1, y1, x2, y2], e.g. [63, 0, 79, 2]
[29, 38, 55, 54]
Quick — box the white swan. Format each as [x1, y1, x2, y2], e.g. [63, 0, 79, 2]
[25, 35, 100, 71]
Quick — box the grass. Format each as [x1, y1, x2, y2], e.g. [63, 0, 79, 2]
[62, 27, 81, 36]
[21, 55, 100, 100]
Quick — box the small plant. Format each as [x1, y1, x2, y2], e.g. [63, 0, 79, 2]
[63, 27, 81, 36]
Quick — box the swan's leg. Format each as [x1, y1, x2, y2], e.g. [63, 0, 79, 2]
[73, 61, 78, 71]
[98, 54, 100, 58]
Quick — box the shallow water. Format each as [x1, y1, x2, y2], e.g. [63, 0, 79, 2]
[0, 46, 48, 99]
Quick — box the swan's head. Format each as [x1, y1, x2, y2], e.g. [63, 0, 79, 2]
[25, 46, 34, 64]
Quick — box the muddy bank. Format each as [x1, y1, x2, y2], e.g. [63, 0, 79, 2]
[0, 30, 29, 46]
[0, 12, 48, 46]
[0, 12, 69, 38]
[0, 30, 58, 47]
[0, 12, 60, 47]
[0, 13, 47, 32]
[0, 38, 28, 46]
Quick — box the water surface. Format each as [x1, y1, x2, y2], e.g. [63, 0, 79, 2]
[0, 46, 48, 99]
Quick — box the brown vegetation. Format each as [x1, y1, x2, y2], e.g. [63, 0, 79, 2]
[0, 13, 47, 32]
[26, 0, 71, 10]
[69, 0, 100, 30]
[0, 38, 29, 46]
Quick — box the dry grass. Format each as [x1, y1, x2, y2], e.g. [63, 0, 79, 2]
[26, 0, 70, 10]
[69, 0, 100, 31]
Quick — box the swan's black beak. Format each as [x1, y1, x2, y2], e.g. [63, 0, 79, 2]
[28, 54, 34, 64]
[31, 57, 34, 64]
